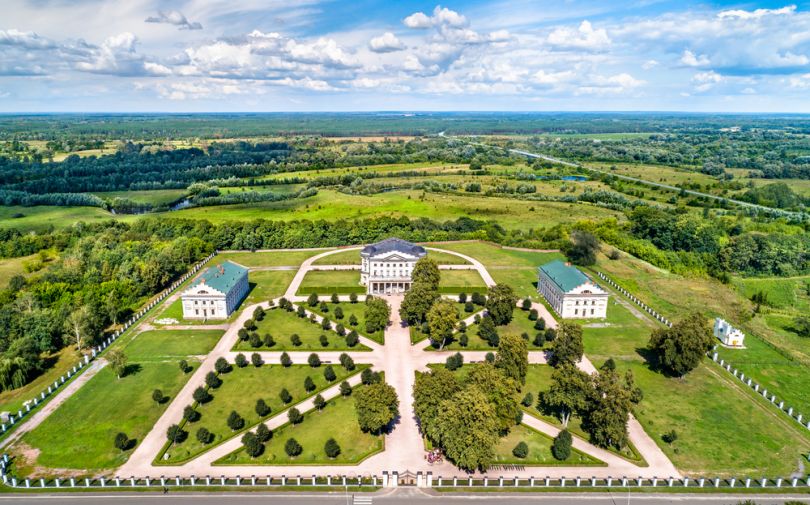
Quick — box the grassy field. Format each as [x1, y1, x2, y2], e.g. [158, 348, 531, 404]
[493, 424, 603, 466]
[243, 270, 296, 305]
[92, 189, 187, 206]
[0, 254, 45, 288]
[21, 361, 195, 471]
[307, 301, 385, 344]
[449, 308, 545, 350]
[0, 205, 124, 231]
[219, 250, 324, 268]
[233, 306, 370, 351]
[122, 330, 223, 359]
[625, 359, 810, 476]
[581, 300, 656, 361]
[588, 162, 714, 188]
[0, 347, 80, 414]
[731, 275, 810, 312]
[215, 388, 383, 465]
[439, 270, 487, 292]
[428, 242, 564, 298]
[297, 270, 363, 295]
[164, 365, 363, 463]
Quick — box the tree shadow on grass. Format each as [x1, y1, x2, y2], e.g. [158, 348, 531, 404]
[121, 363, 143, 378]
[635, 347, 681, 378]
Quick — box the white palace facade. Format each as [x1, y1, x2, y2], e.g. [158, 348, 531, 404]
[181, 260, 249, 320]
[538, 259, 608, 319]
[360, 238, 427, 295]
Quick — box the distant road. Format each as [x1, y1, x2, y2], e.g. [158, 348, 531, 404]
[452, 135, 806, 219]
[1, 491, 807, 505]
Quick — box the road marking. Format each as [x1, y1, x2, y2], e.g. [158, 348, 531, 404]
[353, 496, 373, 505]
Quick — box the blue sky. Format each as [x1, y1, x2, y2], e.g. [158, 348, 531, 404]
[2, 0, 810, 112]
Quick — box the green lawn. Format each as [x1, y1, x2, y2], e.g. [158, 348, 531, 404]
[233, 306, 370, 351]
[731, 275, 810, 311]
[297, 270, 364, 295]
[243, 270, 296, 305]
[123, 330, 223, 359]
[0, 205, 127, 232]
[581, 300, 656, 360]
[218, 250, 324, 268]
[493, 424, 603, 466]
[307, 301, 385, 344]
[0, 347, 80, 414]
[439, 270, 487, 293]
[162, 364, 364, 463]
[625, 359, 810, 476]
[92, 189, 187, 206]
[215, 389, 384, 465]
[21, 361, 195, 470]
[449, 308, 545, 350]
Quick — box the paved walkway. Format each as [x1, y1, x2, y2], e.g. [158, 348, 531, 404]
[116, 245, 678, 480]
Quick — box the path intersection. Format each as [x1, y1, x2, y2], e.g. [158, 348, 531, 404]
[119, 247, 678, 480]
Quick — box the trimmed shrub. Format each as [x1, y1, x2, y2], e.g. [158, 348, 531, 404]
[227, 410, 245, 431]
[255, 398, 270, 417]
[552, 430, 572, 461]
[285, 438, 302, 457]
[324, 365, 337, 382]
[235, 353, 248, 368]
[512, 441, 529, 459]
[325, 438, 341, 458]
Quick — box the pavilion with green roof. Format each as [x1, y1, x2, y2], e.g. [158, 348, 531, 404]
[537, 259, 608, 319]
[181, 260, 249, 320]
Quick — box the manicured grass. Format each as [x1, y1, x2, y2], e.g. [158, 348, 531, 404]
[163, 364, 363, 463]
[0, 347, 80, 414]
[580, 300, 656, 360]
[306, 301, 385, 344]
[123, 330, 224, 360]
[297, 270, 364, 295]
[243, 270, 296, 305]
[215, 388, 384, 465]
[218, 250, 324, 268]
[313, 247, 470, 265]
[624, 359, 810, 476]
[494, 424, 603, 466]
[450, 308, 545, 350]
[429, 242, 564, 298]
[22, 361, 195, 470]
[233, 307, 370, 351]
[439, 270, 487, 293]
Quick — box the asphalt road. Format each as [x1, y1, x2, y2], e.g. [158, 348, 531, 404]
[0, 490, 807, 505]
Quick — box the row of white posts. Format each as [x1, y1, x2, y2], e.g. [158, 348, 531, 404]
[596, 270, 809, 433]
[1, 460, 808, 491]
[0, 252, 218, 439]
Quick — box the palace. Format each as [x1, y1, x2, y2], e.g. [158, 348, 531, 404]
[360, 238, 427, 295]
[537, 259, 608, 319]
[181, 260, 249, 320]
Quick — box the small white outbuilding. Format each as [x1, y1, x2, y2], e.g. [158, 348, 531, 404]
[713, 317, 745, 347]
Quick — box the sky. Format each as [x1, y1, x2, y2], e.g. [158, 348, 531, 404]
[2, 0, 810, 112]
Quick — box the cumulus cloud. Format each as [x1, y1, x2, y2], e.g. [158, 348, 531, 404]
[75, 33, 171, 76]
[145, 10, 203, 30]
[546, 21, 610, 50]
[680, 49, 710, 67]
[404, 6, 467, 29]
[0, 29, 56, 50]
[369, 32, 405, 53]
[692, 70, 723, 92]
[576, 73, 644, 95]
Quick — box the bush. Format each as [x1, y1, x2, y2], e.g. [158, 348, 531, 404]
[552, 429, 572, 460]
[340, 353, 355, 370]
[485, 352, 495, 364]
[251, 353, 263, 367]
[464, 301, 474, 313]
[335, 323, 345, 336]
[227, 410, 245, 431]
[340, 381, 352, 396]
[521, 298, 532, 310]
[608, 249, 621, 260]
[528, 309, 538, 321]
[193, 386, 211, 404]
[152, 389, 166, 404]
[534, 317, 545, 330]
[471, 292, 486, 306]
[533, 333, 544, 347]
[521, 392, 534, 407]
[324, 365, 337, 382]
[280, 352, 292, 367]
[179, 359, 190, 373]
[235, 353, 248, 368]
[662, 429, 678, 444]
[253, 306, 265, 321]
[349, 314, 358, 326]
[290, 334, 302, 347]
[215, 357, 231, 374]
[445, 352, 463, 371]
[458, 321, 467, 333]
[263, 333, 275, 347]
[238, 329, 249, 341]
[167, 424, 186, 443]
[314, 394, 326, 410]
[256, 423, 272, 442]
[243, 319, 257, 332]
[346, 330, 359, 347]
[249, 333, 262, 348]
[205, 371, 222, 389]
[285, 438, 302, 457]
[325, 438, 341, 458]
[319, 301, 329, 313]
[545, 328, 556, 342]
[319, 334, 329, 347]
[196, 427, 212, 444]
[297, 306, 307, 318]
[255, 398, 271, 417]
[288, 407, 303, 425]
[361, 368, 374, 385]
[304, 376, 316, 392]
[331, 293, 340, 304]
[184, 405, 200, 422]
[350, 293, 358, 303]
[280, 388, 292, 404]
[334, 306, 344, 320]
[242, 432, 263, 458]
[459, 333, 468, 347]
[458, 293, 467, 303]
[512, 441, 528, 459]
[322, 318, 332, 330]
[308, 293, 319, 307]
[114, 432, 129, 451]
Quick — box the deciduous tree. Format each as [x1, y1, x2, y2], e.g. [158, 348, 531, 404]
[354, 382, 399, 434]
[486, 284, 517, 325]
[648, 313, 713, 376]
[495, 334, 528, 384]
[548, 322, 584, 367]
